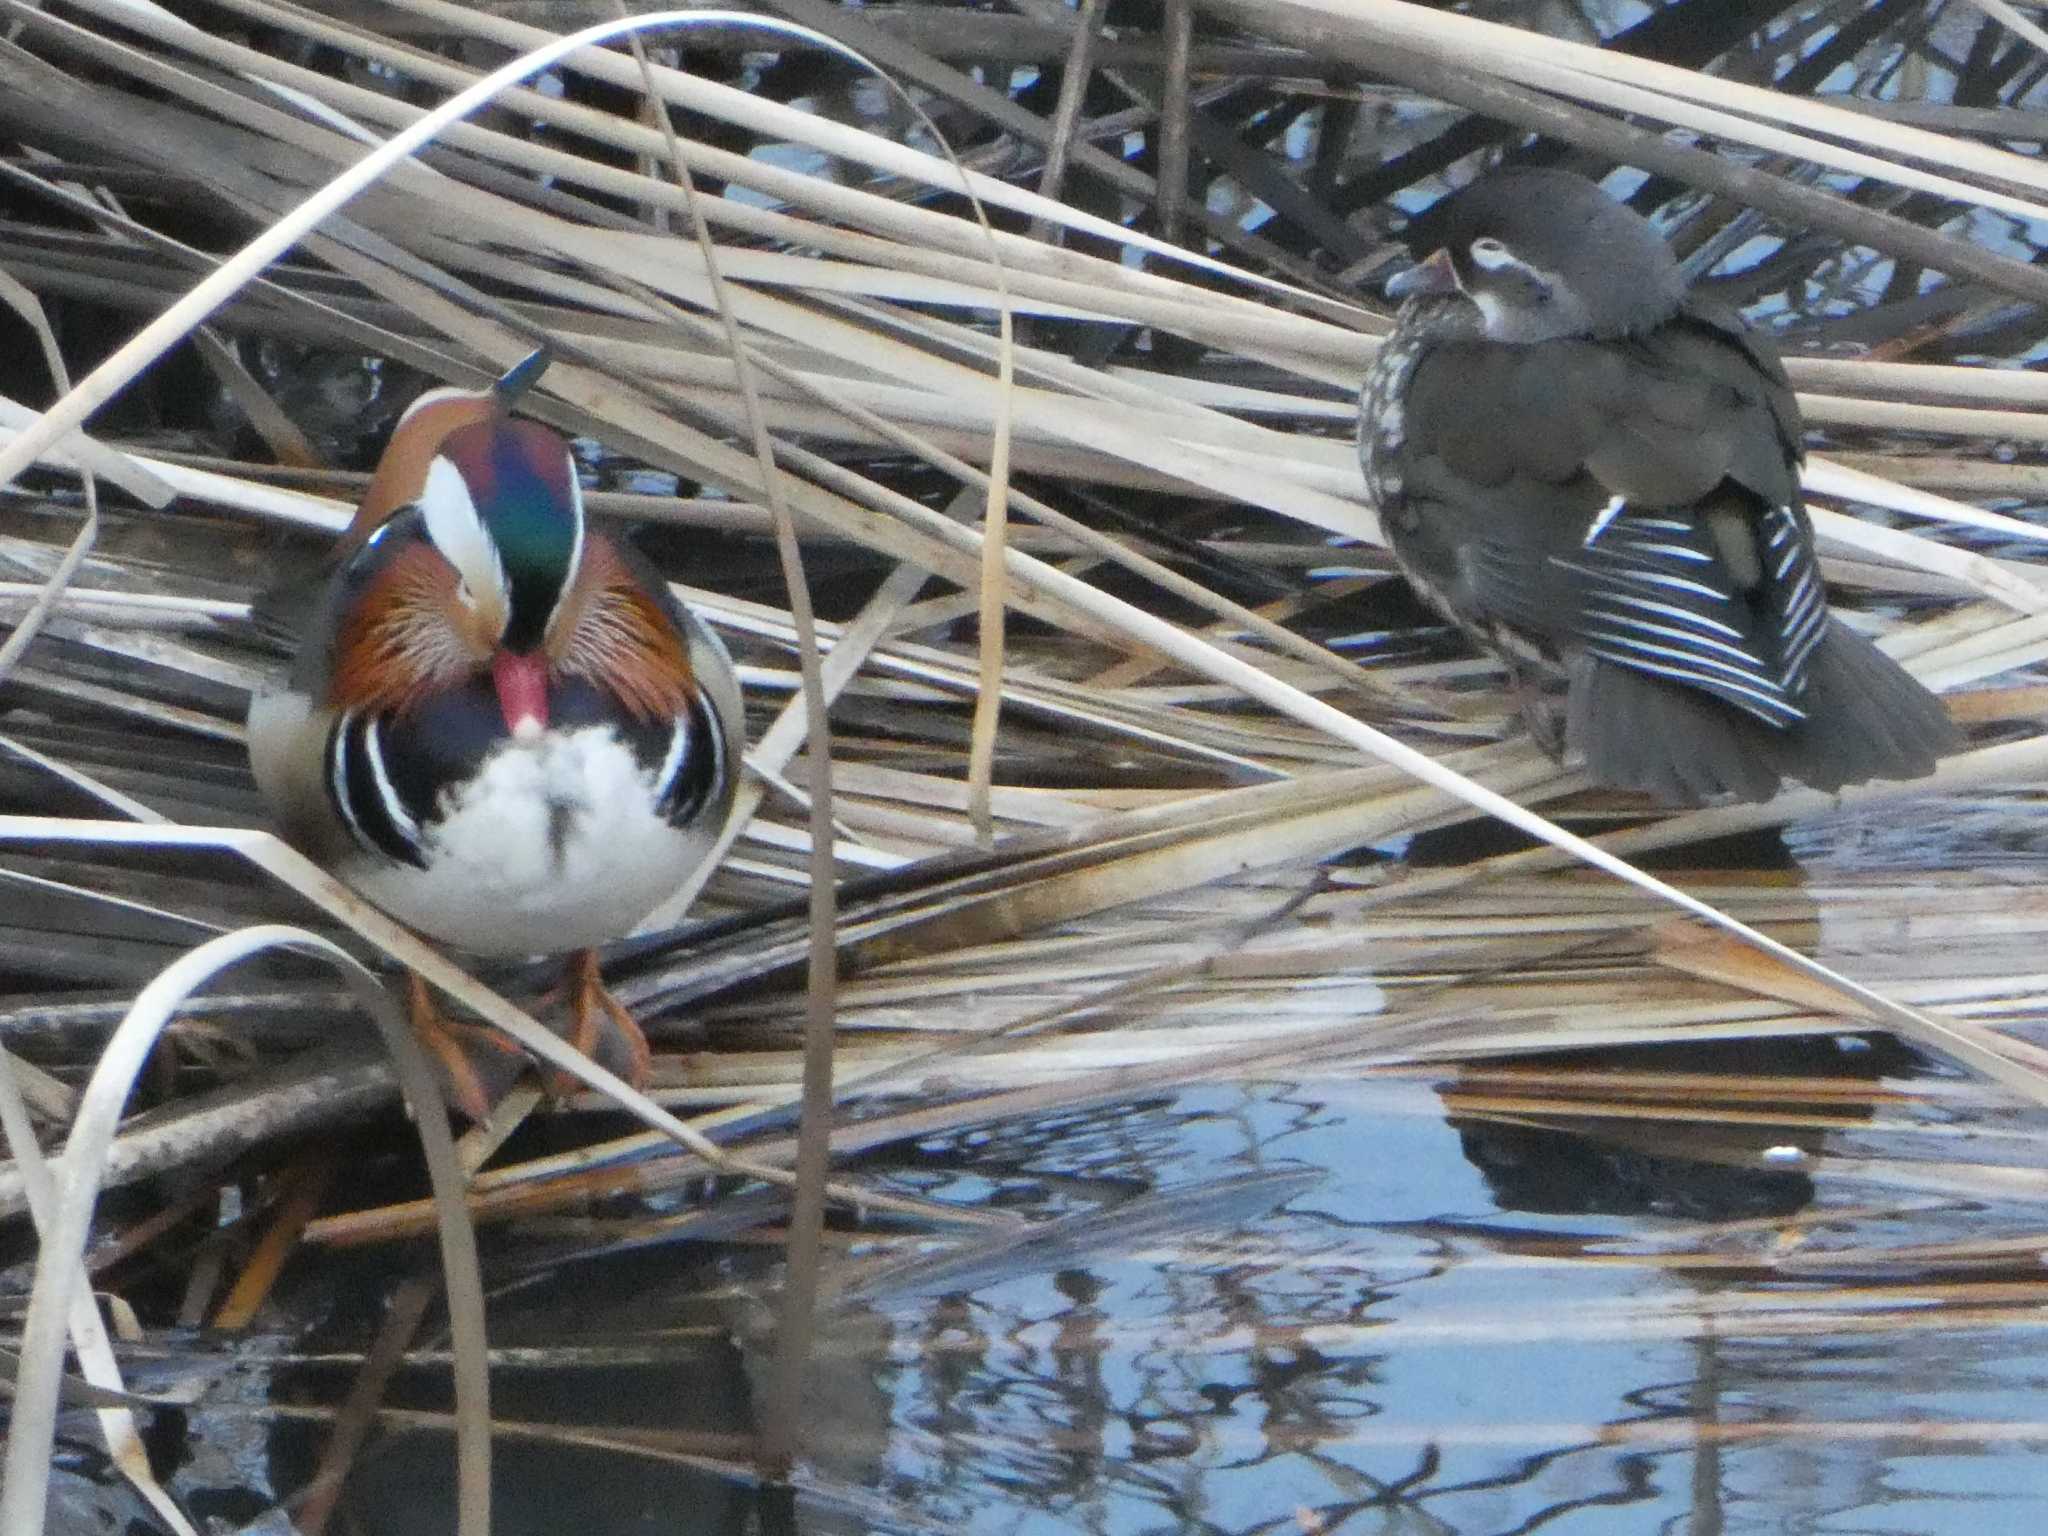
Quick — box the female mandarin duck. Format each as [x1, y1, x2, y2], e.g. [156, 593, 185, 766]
[1360, 170, 1957, 803]
[247, 352, 742, 1116]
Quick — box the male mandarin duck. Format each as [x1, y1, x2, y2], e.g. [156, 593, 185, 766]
[1360, 169, 1958, 804]
[247, 352, 743, 1116]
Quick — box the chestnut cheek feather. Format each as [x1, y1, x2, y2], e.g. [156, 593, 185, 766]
[329, 549, 491, 716]
[572, 583, 693, 723]
[550, 543, 695, 724]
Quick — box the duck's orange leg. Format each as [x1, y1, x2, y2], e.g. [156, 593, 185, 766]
[543, 948, 653, 1099]
[406, 972, 528, 1122]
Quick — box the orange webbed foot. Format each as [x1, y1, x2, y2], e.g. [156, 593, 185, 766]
[541, 949, 653, 1101]
[406, 973, 528, 1122]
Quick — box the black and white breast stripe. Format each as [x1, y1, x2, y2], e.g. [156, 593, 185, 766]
[656, 693, 725, 827]
[328, 711, 429, 869]
[327, 685, 725, 867]
[1556, 503, 1824, 729]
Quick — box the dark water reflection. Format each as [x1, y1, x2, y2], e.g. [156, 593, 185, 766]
[744, 1054, 2046, 1536]
[73, 923, 2046, 1534]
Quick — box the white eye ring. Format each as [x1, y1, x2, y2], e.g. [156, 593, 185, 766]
[1468, 237, 1517, 271]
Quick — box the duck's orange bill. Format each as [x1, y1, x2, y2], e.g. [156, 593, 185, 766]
[492, 651, 550, 735]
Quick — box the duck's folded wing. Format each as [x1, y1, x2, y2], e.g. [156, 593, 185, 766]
[1402, 331, 1821, 723]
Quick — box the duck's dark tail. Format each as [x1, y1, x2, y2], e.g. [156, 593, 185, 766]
[1565, 621, 1961, 806]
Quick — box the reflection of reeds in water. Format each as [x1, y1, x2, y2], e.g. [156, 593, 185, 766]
[6, 1, 2048, 1530]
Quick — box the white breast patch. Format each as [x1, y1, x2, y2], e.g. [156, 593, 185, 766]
[345, 725, 695, 956]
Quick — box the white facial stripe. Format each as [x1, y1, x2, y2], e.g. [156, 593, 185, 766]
[1467, 237, 1559, 289]
[544, 452, 588, 644]
[1457, 238, 1588, 343]
[564, 452, 586, 595]
[1469, 240, 1519, 272]
[421, 455, 509, 618]
[395, 385, 475, 429]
